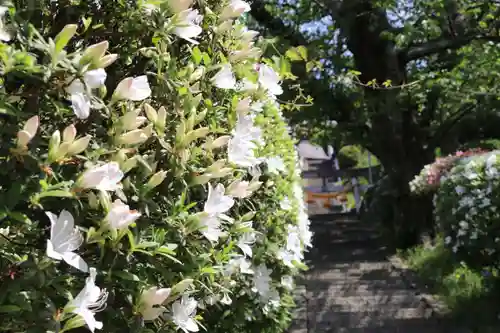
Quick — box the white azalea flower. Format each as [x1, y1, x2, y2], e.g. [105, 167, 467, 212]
[113, 75, 151, 101]
[66, 79, 86, 95]
[106, 199, 141, 230]
[65, 69, 107, 119]
[79, 162, 124, 191]
[280, 197, 292, 210]
[139, 286, 171, 321]
[220, 0, 251, 21]
[70, 92, 91, 119]
[45, 210, 88, 272]
[83, 69, 107, 89]
[278, 249, 299, 268]
[172, 295, 199, 332]
[211, 64, 236, 89]
[266, 156, 286, 174]
[237, 231, 256, 257]
[204, 183, 234, 215]
[198, 213, 225, 242]
[220, 293, 232, 305]
[227, 136, 261, 167]
[0, 6, 10, 41]
[68, 268, 108, 332]
[223, 255, 253, 276]
[252, 264, 272, 297]
[227, 179, 252, 198]
[173, 9, 203, 44]
[258, 64, 283, 95]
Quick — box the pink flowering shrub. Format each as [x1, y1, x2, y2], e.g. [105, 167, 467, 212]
[410, 148, 488, 194]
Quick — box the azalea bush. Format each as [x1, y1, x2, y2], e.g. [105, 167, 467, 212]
[432, 151, 500, 268]
[0, 1, 312, 333]
[409, 148, 488, 195]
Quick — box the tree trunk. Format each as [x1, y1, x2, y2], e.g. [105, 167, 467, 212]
[337, 0, 435, 248]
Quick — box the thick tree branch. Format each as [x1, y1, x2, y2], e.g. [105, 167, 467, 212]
[404, 34, 500, 62]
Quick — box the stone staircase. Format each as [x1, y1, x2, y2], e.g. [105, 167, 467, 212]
[288, 215, 466, 333]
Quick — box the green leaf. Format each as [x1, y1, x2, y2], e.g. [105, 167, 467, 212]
[154, 250, 182, 264]
[200, 266, 217, 274]
[171, 279, 193, 295]
[113, 271, 140, 281]
[0, 103, 17, 116]
[0, 305, 21, 313]
[6, 182, 23, 209]
[285, 48, 301, 61]
[37, 190, 74, 199]
[61, 315, 85, 332]
[81, 17, 92, 33]
[54, 24, 78, 54]
[306, 61, 315, 73]
[192, 47, 202, 65]
[156, 244, 177, 255]
[297, 46, 308, 60]
[136, 241, 159, 249]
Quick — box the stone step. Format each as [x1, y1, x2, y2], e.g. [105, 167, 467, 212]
[308, 308, 436, 330]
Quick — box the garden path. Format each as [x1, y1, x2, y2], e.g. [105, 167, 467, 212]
[288, 213, 467, 333]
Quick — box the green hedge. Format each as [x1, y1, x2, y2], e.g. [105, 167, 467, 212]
[0, 1, 311, 333]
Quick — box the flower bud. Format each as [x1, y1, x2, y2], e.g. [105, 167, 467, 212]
[168, 0, 194, 13]
[16, 115, 39, 148]
[120, 110, 147, 131]
[68, 135, 91, 155]
[143, 103, 158, 123]
[62, 124, 77, 143]
[215, 20, 233, 34]
[206, 160, 226, 173]
[98, 54, 118, 68]
[118, 129, 149, 145]
[16, 131, 32, 148]
[248, 181, 263, 192]
[210, 167, 233, 178]
[220, 0, 251, 21]
[56, 142, 71, 160]
[210, 135, 230, 149]
[142, 124, 154, 138]
[48, 130, 61, 162]
[192, 174, 211, 185]
[146, 170, 167, 190]
[122, 156, 139, 173]
[156, 106, 167, 133]
[80, 41, 109, 66]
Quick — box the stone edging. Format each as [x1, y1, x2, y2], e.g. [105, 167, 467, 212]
[387, 254, 450, 317]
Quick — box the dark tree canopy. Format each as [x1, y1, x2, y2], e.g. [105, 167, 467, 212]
[250, 0, 500, 247]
